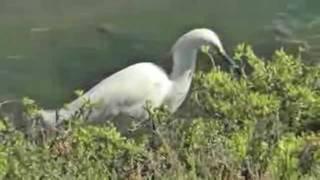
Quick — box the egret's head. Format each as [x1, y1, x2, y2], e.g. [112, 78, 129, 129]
[173, 28, 239, 68]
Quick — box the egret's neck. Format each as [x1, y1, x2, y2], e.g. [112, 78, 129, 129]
[164, 48, 198, 112]
[170, 48, 197, 80]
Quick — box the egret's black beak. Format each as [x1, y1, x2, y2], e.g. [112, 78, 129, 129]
[204, 46, 240, 74]
[219, 51, 241, 75]
[220, 52, 237, 68]
[219, 52, 242, 75]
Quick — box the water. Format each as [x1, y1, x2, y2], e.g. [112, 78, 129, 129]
[0, 0, 319, 107]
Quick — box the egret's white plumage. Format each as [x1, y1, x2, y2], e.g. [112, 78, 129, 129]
[40, 28, 237, 129]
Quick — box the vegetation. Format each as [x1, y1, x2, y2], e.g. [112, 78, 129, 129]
[1, 44, 320, 179]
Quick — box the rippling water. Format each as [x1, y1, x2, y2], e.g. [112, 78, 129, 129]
[0, 0, 319, 107]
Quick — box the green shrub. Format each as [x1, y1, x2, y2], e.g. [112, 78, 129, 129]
[1, 44, 320, 179]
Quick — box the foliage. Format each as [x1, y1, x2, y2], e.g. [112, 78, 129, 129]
[1, 44, 320, 179]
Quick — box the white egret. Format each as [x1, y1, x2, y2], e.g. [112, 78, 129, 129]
[40, 28, 238, 129]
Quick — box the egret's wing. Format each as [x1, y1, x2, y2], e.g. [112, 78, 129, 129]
[64, 63, 172, 119]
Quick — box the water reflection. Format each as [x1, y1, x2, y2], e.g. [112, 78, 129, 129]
[0, 0, 319, 107]
[267, 0, 320, 63]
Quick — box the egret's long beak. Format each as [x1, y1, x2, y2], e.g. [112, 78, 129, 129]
[216, 48, 239, 69]
[202, 45, 240, 70]
[220, 52, 239, 69]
